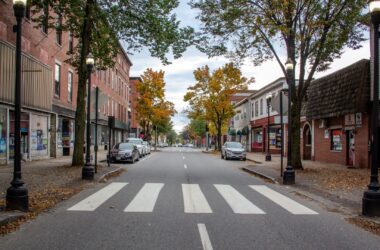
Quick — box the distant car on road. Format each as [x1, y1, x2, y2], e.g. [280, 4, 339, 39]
[142, 141, 151, 154]
[110, 142, 139, 163]
[221, 141, 246, 161]
[185, 143, 194, 148]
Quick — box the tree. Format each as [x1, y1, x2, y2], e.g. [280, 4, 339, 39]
[184, 63, 253, 151]
[166, 130, 177, 145]
[136, 69, 176, 143]
[191, 0, 366, 168]
[30, 0, 193, 166]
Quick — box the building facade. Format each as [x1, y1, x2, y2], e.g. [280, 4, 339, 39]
[0, 0, 132, 164]
[129, 77, 142, 138]
[303, 59, 371, 168]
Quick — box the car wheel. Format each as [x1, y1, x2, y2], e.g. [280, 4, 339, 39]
[221, 153, 224, 159]
[225, 153, 228, 160]
[243, 157, 246, 161]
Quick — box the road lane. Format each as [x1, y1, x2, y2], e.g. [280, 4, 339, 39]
[1, 148, 380, 250]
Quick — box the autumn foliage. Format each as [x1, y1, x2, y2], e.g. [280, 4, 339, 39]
[184, 63, 253, 150]
[136, 69, 175, 141]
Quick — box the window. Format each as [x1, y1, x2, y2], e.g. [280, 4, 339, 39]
[255, 101, 258, 117]
[331, 129, 343, 151]
[68, 71, 73, 102]
[251, 102, 254, 118]
[25, 0, 31, 19]
[42, 2, 49, 34]
[68, 32, 74, 53]
[260, 99, 263, 115]
[56, 14, 62, 45]
[54, 63, 61, 97]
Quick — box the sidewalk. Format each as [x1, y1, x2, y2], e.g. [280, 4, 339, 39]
[244, 152, 369, 214]
[0, 149, 124, 235]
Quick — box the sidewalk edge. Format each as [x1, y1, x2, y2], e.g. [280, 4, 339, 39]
[97, 166, 124, 182]
[242, 167, 278, 184]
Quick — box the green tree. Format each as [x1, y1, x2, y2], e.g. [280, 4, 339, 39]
[31, 0, 193, 166]
[192, 0, 366, 168]
[166, 130, 177, 145]
[184, 63, 253, 151]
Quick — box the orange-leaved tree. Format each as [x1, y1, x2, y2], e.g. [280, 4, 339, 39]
[184, 63, 253, 151]
[136, 69, 175, 141]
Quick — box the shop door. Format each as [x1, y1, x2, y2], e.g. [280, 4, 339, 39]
[347, 130, 355, 166]
[303, 125, 312, 160]
[21, 131, 29, 159]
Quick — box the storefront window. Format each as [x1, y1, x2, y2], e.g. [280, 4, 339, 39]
[0, 109, 7, 160]
[9, 111, 29, 160]
[331, 129, 343, 151]
[269, 126, 282, 149]
[30, 114, 48, 157]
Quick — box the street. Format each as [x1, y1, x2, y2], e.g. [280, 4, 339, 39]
[1, 149, 380, 250]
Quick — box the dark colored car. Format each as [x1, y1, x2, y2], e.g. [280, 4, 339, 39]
[221, 142, 247, 161]
[110, 142, 139, 163]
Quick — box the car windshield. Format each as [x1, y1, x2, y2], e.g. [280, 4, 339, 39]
[128, 139, 142, 144]
[226, 142, 243, 148]
[118, 143, 134, 150]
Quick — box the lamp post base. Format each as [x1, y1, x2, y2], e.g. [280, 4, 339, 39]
[265, 154, 271, 161]
[82, 163, 94, 180]
[362, 190, 380, 216]
[6, 185, 29, 211]
[283, 167, 295, 185]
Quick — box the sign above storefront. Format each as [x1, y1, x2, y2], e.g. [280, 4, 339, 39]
[274, 116, 288, 124]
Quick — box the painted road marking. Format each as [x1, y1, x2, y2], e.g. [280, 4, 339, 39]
[198, 223, 213, 250]
[124, 183, 164, 212]
[182, 184, 213, 213]
[184, 164, 187, 169]
[183, 156, 185, 160]
[68, 182, 127, 211]
[214, 184, 265, 214]
[250, 185, 318, 215]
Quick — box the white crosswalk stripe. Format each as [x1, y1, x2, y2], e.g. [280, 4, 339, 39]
[182, 184, 213, 213]
[68, 182, 127, 211]
[250, 185, 318, 215]
[214, 184, 265, 214]
[124, 183, 164, 212]
[67, 182, 318, 215]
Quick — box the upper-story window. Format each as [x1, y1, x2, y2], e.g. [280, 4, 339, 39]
[68, 71, 73, 102]
[68, 32, 74, 53]
[56, 14, 63, 45]
[260, 99, 263, 115]
[255, 101, 259, 117]
[41, 3, 49, 34]
[54, 63, 61, 97]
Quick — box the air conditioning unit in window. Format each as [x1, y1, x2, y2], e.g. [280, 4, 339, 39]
[319, 119, 327, 128]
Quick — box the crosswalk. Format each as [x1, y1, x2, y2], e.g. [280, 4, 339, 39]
[67, 182, 318, 215]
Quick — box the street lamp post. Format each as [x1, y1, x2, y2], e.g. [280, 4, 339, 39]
[283, 59, 295, 185]
[265, 94, 272, 161]
[363, 0, 380, 216]
[6, 0, 29, 211]
[82, 53, 95, 180]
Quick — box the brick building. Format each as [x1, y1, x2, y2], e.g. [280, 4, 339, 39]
[129, 77, 142, 138]
[0, 0, 132, 164]
[303, 59, 372, 168]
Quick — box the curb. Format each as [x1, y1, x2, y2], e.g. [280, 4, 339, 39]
[242, 167, 278, 184]
[0, 211, 26, 227]
[97, 166, 124, 182]
[246, 158, 262, 164]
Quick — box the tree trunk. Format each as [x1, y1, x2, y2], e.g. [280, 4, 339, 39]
[291, 102, 303, 169]
[217, 125, 222, 151]
[72, 0, 93, 166]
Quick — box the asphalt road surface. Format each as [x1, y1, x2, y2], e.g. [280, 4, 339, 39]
[2, 147, 380, 250]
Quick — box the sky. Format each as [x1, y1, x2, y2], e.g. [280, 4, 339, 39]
[128, 1, 370, 133]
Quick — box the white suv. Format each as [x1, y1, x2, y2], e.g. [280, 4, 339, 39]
[126, 138, 145, 157]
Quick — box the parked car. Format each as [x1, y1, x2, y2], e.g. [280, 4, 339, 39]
[143, 141, 151, 154]
[110, 142, 139, 163]
[125, 138, 145, 157]
[221, 141, 246, 161]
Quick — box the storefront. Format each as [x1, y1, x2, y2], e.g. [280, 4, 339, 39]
[269, 125, 282, 153]
[0, 107, 7, 165]
[251, 127, 263, 152]
[30, 113, 49, 159]
[57, 117, 74, 156]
